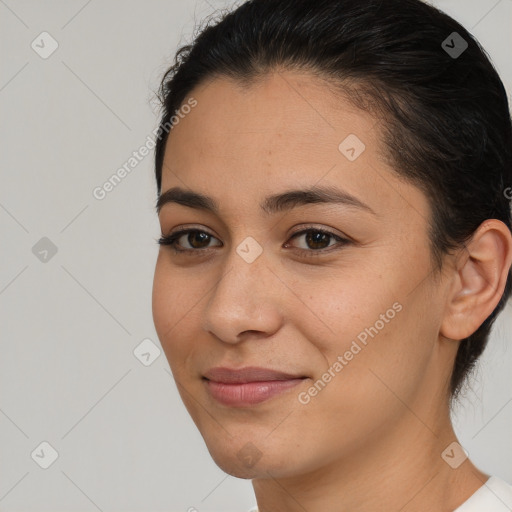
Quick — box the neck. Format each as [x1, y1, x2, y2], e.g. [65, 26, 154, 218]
[252, 397, 488, 512]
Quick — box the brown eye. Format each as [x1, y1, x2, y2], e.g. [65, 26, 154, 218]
[183, 231, 213, 249]
[157, 226, 350, 257]
[157, 229, 222, 253]
[286, 228, 349, 253]
[303, 230, 332, 250]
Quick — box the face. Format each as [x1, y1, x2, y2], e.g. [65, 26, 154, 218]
[152, 71, 454, 479]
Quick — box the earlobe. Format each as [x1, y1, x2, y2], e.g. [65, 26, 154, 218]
[440, 220, 512, 341]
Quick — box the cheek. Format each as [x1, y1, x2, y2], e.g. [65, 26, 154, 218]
[151, 261, 211, 432]
[151, 259, 174, 340]
[152, 258, 199, 369]
[305, 297, 435, 420]
[284, 266, 397, 356]
[152, 257, 199, 338]
[289, 266, 433, 406]
[289, 315, 423, 464]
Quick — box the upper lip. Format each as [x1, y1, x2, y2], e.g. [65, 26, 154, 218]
[203, 366, 307, 384]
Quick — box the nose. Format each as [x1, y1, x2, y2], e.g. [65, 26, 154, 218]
[201, 245, 283, 344]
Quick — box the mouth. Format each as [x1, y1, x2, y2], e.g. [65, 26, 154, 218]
[202, 366, 309, 407]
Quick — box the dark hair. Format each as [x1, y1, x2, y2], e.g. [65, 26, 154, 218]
[154, 0, 512, 403]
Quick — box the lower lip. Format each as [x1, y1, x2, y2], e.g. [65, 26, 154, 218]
[204, 378, 306, 407]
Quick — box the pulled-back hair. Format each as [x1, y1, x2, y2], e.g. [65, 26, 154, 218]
[154, 0, 512, 402]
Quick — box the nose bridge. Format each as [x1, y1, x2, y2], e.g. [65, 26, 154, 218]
[218, 233, 271, 300]
[201, 238, 282, 341]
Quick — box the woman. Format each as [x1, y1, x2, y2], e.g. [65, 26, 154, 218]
[151, 0, 512, 510]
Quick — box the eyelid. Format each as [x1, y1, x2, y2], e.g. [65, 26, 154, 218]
[164, 223, 349, 241]
[287, 223, 351, 242]
[161, 225, 222, 252]
[168, 224, 217, 237]
[157, 223, 352, 255]
[284, 225, 351, 255]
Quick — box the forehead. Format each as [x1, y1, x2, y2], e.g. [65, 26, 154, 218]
[167, 71, 378, 152]
[161, 71, 429, 226]
[164, 72, 377, 177]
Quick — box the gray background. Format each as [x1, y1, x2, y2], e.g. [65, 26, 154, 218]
[0, 0, 511, 510]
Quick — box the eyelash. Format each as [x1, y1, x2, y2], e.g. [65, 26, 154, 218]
[157, 226, 351, 258]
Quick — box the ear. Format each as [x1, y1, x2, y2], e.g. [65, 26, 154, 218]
[440, 219, 512, 341]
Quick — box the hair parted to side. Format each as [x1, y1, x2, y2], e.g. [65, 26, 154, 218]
[153, 0, 512, 403]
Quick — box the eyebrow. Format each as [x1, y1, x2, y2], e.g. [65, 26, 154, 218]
[156, 185, 376, 216]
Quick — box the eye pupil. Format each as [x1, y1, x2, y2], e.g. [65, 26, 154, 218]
[306, 231, 331, 249]
[189, 230, 211, 248]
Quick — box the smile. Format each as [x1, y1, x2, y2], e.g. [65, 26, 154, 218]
[204, 378, 307, 407]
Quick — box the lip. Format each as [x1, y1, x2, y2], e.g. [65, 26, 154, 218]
[203, 366, 305, 383]
[203, 366, 308, 407]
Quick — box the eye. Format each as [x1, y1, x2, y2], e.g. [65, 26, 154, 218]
[284, 226, 350, 256]
[157, 228, 221, 254]
[157, 226, 351, 256]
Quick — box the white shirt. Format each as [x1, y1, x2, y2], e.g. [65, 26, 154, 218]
[454, 476, 512, 511]
[249, 476, 512, 512]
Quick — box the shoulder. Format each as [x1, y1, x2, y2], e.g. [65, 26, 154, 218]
[454, 476, 512, 512]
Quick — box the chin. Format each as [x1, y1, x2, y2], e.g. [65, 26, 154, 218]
[200, 431, 307, 480]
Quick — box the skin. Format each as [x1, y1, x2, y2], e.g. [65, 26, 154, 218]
[152, 70, 512, 512]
